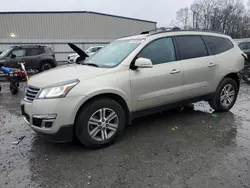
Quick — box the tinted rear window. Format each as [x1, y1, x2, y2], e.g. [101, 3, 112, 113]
[239, 42, 250, 50]
[203, 36, 234, 55]
[26, 48, 45, 56]
[176, 36, 208, 60]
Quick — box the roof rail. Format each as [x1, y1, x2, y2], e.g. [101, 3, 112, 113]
[140, 29, 157, 34]
[140, 27, 181, 35]
[147, 28, 222, 36]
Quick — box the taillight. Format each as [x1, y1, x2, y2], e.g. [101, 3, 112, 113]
[16, 71, 26, 77]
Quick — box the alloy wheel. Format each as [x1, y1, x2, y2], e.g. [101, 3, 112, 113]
[87, 108, 119, 142]
[220, 84, 235, 107]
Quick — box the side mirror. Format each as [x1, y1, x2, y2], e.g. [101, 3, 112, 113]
[10, 54, 16, 59]
[134, 57, 153, 68]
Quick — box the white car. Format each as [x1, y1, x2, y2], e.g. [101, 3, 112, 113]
[67, 46, 104, 64]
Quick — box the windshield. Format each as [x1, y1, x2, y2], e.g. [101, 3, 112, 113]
[84, 39, 143, 67]
[0, 48, 12, 58]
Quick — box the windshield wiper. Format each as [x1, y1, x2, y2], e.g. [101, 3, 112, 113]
[82, 63, 99, 67]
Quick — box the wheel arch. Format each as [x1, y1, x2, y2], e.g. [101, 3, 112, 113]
[223, 72, 240, 88]
[39, 59, 56, 67]
[74, 92, 132, 128]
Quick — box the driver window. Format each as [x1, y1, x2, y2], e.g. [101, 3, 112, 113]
[246, 42, 250, 50]
[239, 43, 246, 50]
[11, 49, 26, 57]
[138, 37, 176, 65]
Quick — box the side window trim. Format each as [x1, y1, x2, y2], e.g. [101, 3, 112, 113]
[201, 36, 213, 56]
[172, 37, 182, 61]
[130, 36, 177, 68]
[172, 37, 181, 61]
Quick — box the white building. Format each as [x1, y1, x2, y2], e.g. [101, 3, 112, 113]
[0, 11, 156, 62]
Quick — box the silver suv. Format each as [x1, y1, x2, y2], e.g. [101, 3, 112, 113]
[21, 30, 245, 148]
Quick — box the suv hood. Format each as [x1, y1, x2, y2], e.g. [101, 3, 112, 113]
[28, 64, 107, 88]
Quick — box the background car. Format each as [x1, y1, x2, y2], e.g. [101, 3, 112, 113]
[0, 45, 57, 72]
[237, 40, 250, 83]
[67, 46, 104, 64]
[238, 40, 250, 58]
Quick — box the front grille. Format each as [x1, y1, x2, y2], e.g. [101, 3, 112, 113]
[25, 85, 40, 102]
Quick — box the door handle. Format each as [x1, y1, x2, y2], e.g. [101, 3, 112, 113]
[170, 69, 180, 74]
[208, 63, 216, 67]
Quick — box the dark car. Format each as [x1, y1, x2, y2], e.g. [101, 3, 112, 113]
[238, 41, 250, 58]
[238, 41, 250, 82]
[0, 45, 57, 72]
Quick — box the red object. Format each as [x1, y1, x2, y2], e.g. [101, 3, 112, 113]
[16, 71, 26, 77]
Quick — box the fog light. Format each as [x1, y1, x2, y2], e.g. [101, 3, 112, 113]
[41, 119, 54, 128]
[33, 114, 57, 128]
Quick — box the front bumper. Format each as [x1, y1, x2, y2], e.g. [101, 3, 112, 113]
[21, 96, 83, 142]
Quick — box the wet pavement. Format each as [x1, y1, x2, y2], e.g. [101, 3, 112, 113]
[0, 82, 250, 188]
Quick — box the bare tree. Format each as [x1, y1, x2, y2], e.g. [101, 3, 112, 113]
[176, 7, 190, 29]
[176, 0, 250, 38]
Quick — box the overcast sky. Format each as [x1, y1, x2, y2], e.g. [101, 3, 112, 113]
[0, 0, 248, 26]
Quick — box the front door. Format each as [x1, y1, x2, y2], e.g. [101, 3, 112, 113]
[6, 48, 26, 68]
[130, 37, 183, 112]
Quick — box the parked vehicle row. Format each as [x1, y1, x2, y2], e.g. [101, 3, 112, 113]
[0, 45, 57, 72]
[21, 29, 245, 149]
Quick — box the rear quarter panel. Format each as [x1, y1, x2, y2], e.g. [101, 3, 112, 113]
[213, 45, 244, 91]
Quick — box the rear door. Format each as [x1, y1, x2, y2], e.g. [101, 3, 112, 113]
[24, 47, 44, 69]
[175, 35, 217, 98]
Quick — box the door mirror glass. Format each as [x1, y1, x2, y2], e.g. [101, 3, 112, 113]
[134, 57, 153, 68]
[10, 54, 16, 58]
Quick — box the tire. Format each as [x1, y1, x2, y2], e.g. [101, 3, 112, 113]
[10, 82, 19, 95]
[75, 98, 126, 149]
[39, 62, 52, 72]
[209, 78, 239, 112]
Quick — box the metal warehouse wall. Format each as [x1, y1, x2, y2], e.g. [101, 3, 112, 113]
[0, 12, 156, 62]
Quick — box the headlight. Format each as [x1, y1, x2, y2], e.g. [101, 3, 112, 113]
[37, 79, 79, 99]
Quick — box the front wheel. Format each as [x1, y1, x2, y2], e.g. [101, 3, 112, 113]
[209, 78, 239, 112]
[75, 98, 126, 149]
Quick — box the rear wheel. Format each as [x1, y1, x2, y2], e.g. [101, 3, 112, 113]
[209, 78, 238, 112]
[39, 62, 52, 72]
[75, 98, 125, 149]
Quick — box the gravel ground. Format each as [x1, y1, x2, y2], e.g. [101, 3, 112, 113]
[0, 82, 250, 188]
